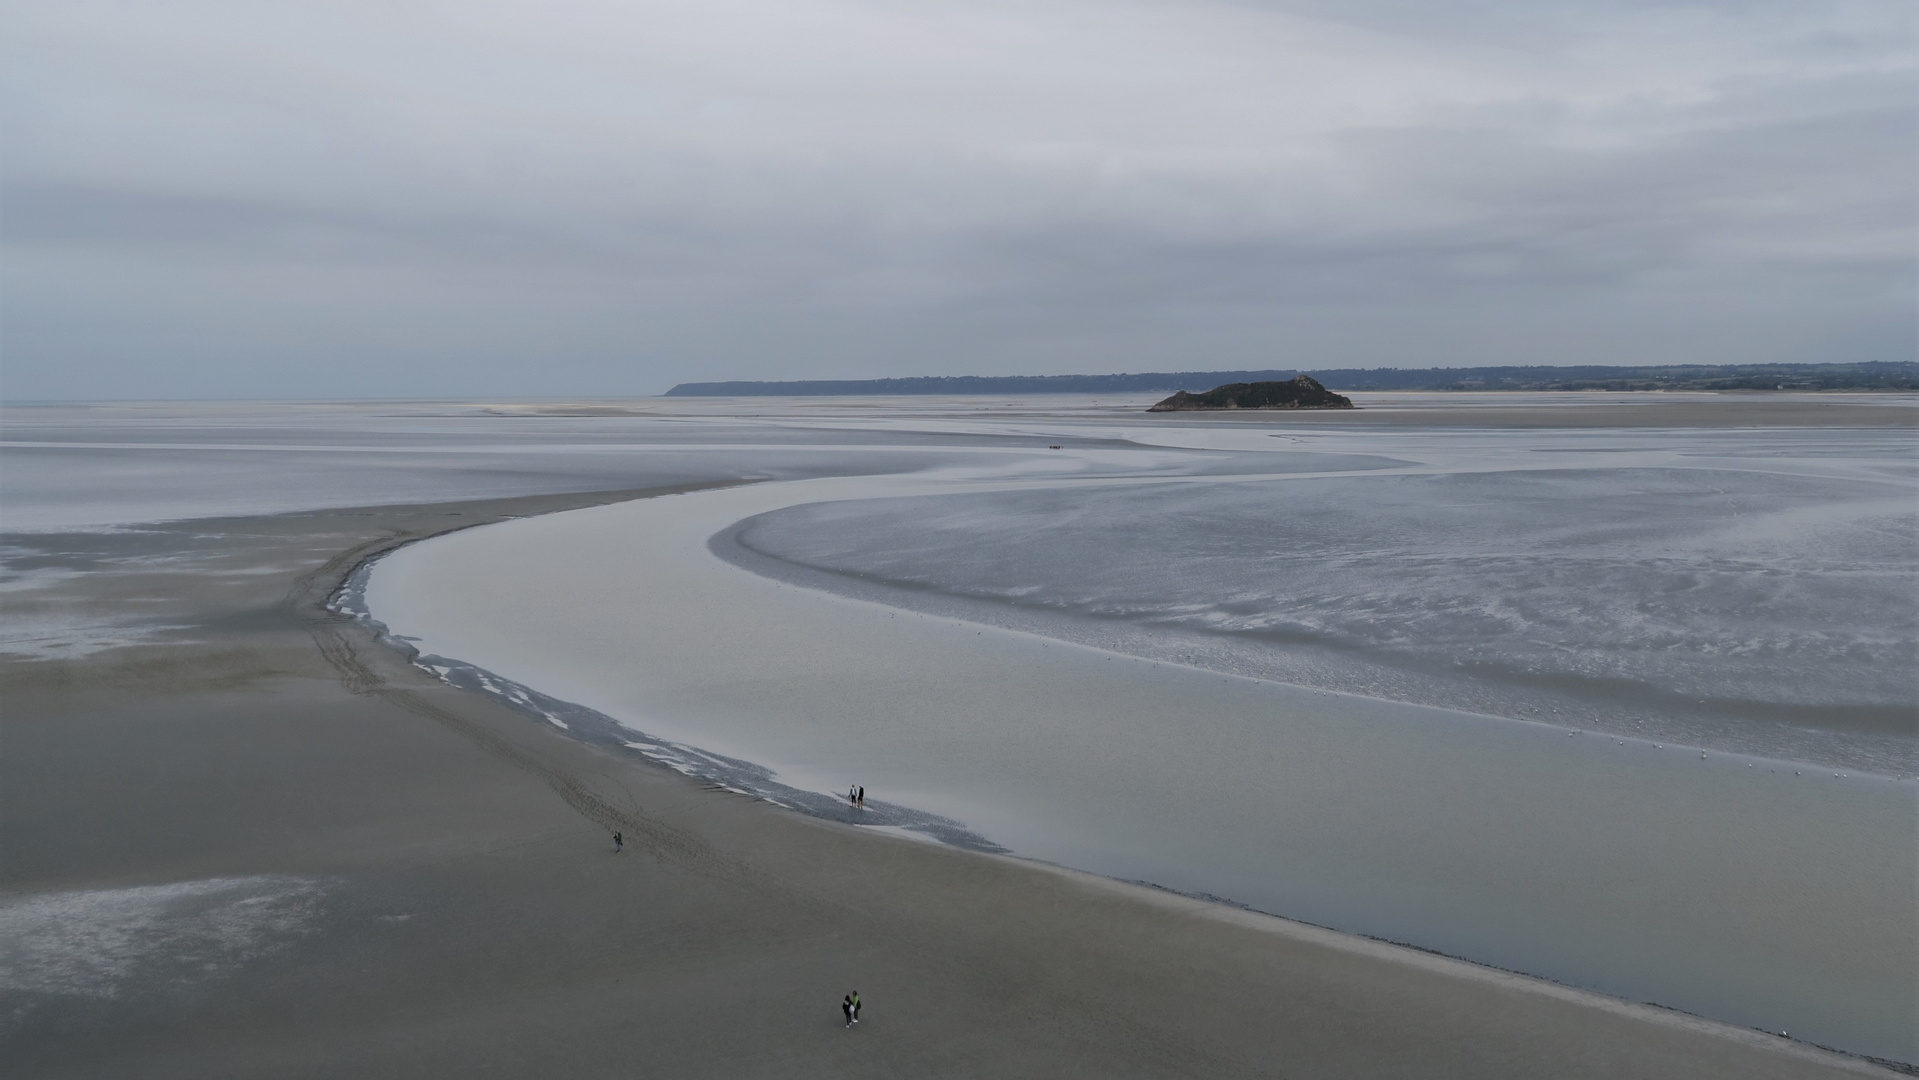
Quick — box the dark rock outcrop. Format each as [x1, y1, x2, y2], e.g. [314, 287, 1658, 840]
[1148, 375, 1354, 411]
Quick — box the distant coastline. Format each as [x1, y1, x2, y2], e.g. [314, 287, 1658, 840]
[666, 361, 1917, 396]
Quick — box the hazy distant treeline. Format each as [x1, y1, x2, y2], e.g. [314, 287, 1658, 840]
[666, 362, 1917, 397]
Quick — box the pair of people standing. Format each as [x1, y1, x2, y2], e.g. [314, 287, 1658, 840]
[847, 785, 865, 807]
[841, 991, 862, 1027]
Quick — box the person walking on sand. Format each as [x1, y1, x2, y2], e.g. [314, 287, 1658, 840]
[613, 831, 622, 853]
[842, 994, 854, 1028]
[856, 785, 865, 807]
[851, 990, 861, 1023]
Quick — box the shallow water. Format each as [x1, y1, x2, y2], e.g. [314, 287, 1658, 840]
[8, 396, 1914, 1059]
[0, 399, 1044, 532]
[370, 464, 1917, 1062]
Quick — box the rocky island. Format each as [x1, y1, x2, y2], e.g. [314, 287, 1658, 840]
[1149, 374, 1354, 411]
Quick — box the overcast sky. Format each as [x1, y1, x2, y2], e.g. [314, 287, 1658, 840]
[3, 0, 1912, 399]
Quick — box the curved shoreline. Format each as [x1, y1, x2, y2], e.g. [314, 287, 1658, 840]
[359, 473, 1917, 1063]
[329, 543, 1007, 853]
[321, 491, 1900, 1075]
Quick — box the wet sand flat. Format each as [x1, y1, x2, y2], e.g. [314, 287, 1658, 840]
[0, 486, 1894, 1078]
[367, 473, 1917, 1058]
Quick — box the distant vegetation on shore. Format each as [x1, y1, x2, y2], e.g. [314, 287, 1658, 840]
[666, 361, 1916, 396]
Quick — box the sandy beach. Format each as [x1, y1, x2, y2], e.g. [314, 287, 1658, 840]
[2, 480, 1898, 1078]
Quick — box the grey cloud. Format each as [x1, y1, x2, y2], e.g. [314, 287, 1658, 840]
[1, 0, 1911, 399]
